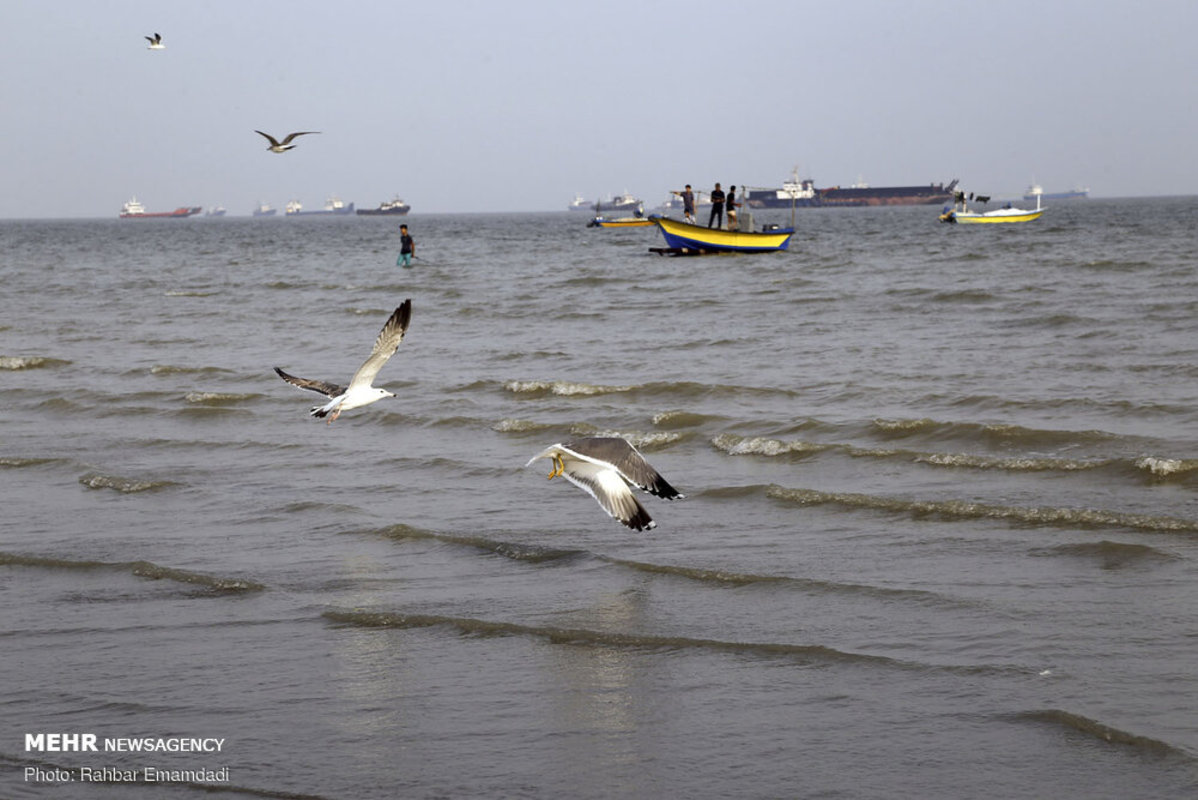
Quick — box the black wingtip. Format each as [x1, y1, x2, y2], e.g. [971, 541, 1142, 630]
[623, 506, 656, 532]
[648, 475, 683, 501]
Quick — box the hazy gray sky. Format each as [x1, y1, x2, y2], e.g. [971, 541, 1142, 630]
[2, 0, 1195, 217]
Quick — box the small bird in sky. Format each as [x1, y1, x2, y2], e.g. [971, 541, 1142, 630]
[273, 300, 413, 423]
[145, 33, 165, 50]
[255, 130, 321, 154]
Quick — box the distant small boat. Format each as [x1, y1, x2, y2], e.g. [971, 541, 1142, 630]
[588, 215, 652, 228]
[205, 206, 227, 217]
[356, 197, 411, 216]
[119, 197, 202, 219]
[252, 203, 277, 217]
[940, 192, 1044, 224]
[649, 215, 794, 253]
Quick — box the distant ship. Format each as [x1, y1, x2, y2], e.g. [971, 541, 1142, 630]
[285, 196, 355, 216]
[1024, 184, 1089, 201]
[119, 197, 202, 219]
[568, 191, 643, 213]
[746, 169, 957, 208]
[252, 203, 277, 217]
[356, 197, 411, 216]
[205, 206, 227, 217]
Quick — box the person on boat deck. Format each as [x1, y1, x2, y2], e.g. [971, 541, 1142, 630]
[396, 224, 415, 268]
[726, 185, 740, 230]
[673, 184, 696, 223]
[708, 183, 725, 228]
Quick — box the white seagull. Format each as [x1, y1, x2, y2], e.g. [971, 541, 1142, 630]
[145, 33, 165, 50]
[255, 130, 320, 153]
[274, 300, 412, 423]
[526, 437, 684, 531]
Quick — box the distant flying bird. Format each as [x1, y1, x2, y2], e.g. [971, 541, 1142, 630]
[273, 300, 412, 423]
[145, 33, 165, 49]
[255, 130, 320, 153]
[526, 437, 684, 531]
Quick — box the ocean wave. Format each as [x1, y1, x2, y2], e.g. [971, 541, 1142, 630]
[1012, 709, 1190, 758]
[871, 416, 1117, 448]
[766, 486, 1198, 534]
[0, 456, 63, 468]
[1029, 540, 1180, 569]
[711, 433, 831, 458]
[651, 410, 726, 429]
[1136, 456, 1198, 478]
[600, 556, 967, 606]
[183, 391, 261, 405]
[150, 364, 235, 375]
[492, 418, 556, 434]
[572, 428, 685, 450]
[164, 290, 218, 297]
[322, 609, 907, 669]
[367, 524, 585, 564]
[0, 552, 265, 594]
[0, 355, 70, 370]
[78, 472, 178, 493]
[504, 379, 634, 396]
[914, 452, 1109, 472]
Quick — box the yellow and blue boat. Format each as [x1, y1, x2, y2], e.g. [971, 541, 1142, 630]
[649, 215, 794, 253]
[939, 192, 1044, 224]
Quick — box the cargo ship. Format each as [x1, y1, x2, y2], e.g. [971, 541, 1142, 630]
[356, 197, 411, 216]
[1023, 184, 1089, 202]
[568, 191, 643, 213]
[746, 170, 957, 208]
[285, 196, 355, 216]
[119, 197, 202, 219]
[252, 203, 277, 217]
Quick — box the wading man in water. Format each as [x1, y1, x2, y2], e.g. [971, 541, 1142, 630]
[396, 224, 415, 268]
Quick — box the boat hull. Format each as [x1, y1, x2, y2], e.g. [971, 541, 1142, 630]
[356, 206, 410, 216]
[651, 216, 793, 252]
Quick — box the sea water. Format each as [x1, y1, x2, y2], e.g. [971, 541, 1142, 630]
[2, 199, 1197, 798]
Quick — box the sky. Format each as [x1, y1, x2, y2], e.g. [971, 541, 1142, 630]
[2, 0, 1196, 217]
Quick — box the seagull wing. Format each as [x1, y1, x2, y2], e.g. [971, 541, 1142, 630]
[280, 131, 321, 145]
[347, 300, 412, 390]
[558, 457, 655, 531]
[564, 438, 684, 500]
[145, 35, 155, 43]
[254, 130, 282, 147]
[273, 367, 345, 398]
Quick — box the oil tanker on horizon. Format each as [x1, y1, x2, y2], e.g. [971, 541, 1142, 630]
[746, 170, 957, 209]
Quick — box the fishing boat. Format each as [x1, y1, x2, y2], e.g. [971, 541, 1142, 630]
[939, 192, 1044, 224]
[356, 197, 411, 216]
[118, 197, 202, 219]
[649, 215, 793, 253]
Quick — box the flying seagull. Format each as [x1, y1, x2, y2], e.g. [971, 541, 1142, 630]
[273, 300, 412, 423]
[526, 437, 684, 531]
[255, 130, 320, 153]
[145, 33, 165, 49]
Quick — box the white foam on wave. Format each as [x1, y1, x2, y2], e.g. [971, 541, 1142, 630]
[1136, 456, 1196, 477]
[711, 433, 828, 457]
[504, 379, 633, 396]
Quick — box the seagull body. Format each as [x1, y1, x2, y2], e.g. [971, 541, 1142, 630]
[145, 33, 165, 49]
[274, 300, 412, 423]
[526, 437, 683, 531]
[255, 130, 320, 153]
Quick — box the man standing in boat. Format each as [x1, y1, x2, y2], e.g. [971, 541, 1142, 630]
[396, 224, 415, 268]
[708, 182, 725, 228]
[726, 185, 740, 230]
[672, 184, 696, 224]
